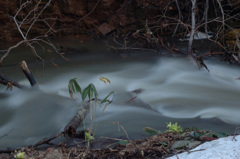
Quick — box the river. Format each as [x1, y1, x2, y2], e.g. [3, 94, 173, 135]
[0, 39, 239, 149]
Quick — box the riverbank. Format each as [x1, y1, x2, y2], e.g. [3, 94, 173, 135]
[0, 129, 237, 159]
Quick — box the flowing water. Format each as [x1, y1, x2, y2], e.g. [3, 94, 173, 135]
[0, 40, 240, 149]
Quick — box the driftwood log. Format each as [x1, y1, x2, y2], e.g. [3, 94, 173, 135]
[64, 102, 90, 137]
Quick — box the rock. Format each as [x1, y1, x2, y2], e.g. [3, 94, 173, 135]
[97, 23, 116, 35]
[44, 149, 63, 159]
[171, 140, 202, 149]
[188, 141, 202, 149]
[171, 140, 189, 149]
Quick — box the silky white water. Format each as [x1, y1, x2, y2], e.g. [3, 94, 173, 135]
[0, 53, 240, 148]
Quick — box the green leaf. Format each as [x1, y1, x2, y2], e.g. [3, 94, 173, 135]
[190, 131, 201, 138]
[88, 84, 93, 100]
[166, 122, 183, 132]
[68, 78, 82, 99]
[14, 151, 25, 159]
[101, 91, 114, 104]
[143, 127, 160, 135]
[215, 132, 228, 138]
[85, 131, 94, 141]
[73, 80, 81, 93]
[82, 85, 90, 101]
[90, 83, 98, 99]
[99, 76, 111, 84]
[82, 84, 99, 101]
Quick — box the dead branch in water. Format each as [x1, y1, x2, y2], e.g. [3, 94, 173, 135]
[20, 61, 37, 87]
[0, 74, 23, 89]
[64, 102, 90, 137]
[0, 61, 37, 89]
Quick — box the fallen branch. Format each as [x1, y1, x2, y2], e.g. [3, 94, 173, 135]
[0, 132, 63, 154]
[20, 61, 37, 87]
[64, 102, 90, 137]
[0, 101, 90, 153]
[32, 132, 64, 148]
[0, 74, 24, 89]
[0, 61, 36, 89]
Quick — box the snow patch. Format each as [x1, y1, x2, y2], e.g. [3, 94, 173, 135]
[167, 135, 240, 159]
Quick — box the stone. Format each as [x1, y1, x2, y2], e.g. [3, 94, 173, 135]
[97, 23, 116, 35]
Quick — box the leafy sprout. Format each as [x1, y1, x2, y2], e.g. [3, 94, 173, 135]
[166, 122, 183, 133]
[68, 77, 114, 144]
[85, 131, 94, 141]
[68, 77, 113, 103]
[68, 78, 81, 99]
[81, 83, 98, 101]
[14, 151, 25, 159]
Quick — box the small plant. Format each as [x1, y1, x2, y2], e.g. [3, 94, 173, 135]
[68, 76, 114, 144]
[166, 122, 183, 133]
[85, 131, 94, 141]
[14, 151, 25, 159]
[68, 77, 113, 103]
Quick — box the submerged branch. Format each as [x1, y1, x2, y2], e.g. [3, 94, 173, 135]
[0, 74, 23, 89]
[64, 102, 90, 137]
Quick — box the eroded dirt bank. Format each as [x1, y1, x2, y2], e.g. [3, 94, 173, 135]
[0, 0, 170, 42]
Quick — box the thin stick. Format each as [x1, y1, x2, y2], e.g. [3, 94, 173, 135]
[78, 0, 101, 22]
[188, 0, 197, 55]
[0, 74, 23, 88]
[20, 61, 37, 87]
[204, 0, 209, 36]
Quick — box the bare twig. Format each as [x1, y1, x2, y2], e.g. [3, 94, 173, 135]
[78, 0, 101, 22]
[32, 132, 63, 148]
[216, 0, 225, 33]
[188, 0, 197, 55]
[204, 0, 209, 35]
[173, 0, 182, 37]
[0, 40, 26, 64]
[0, 0, 63, 65]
